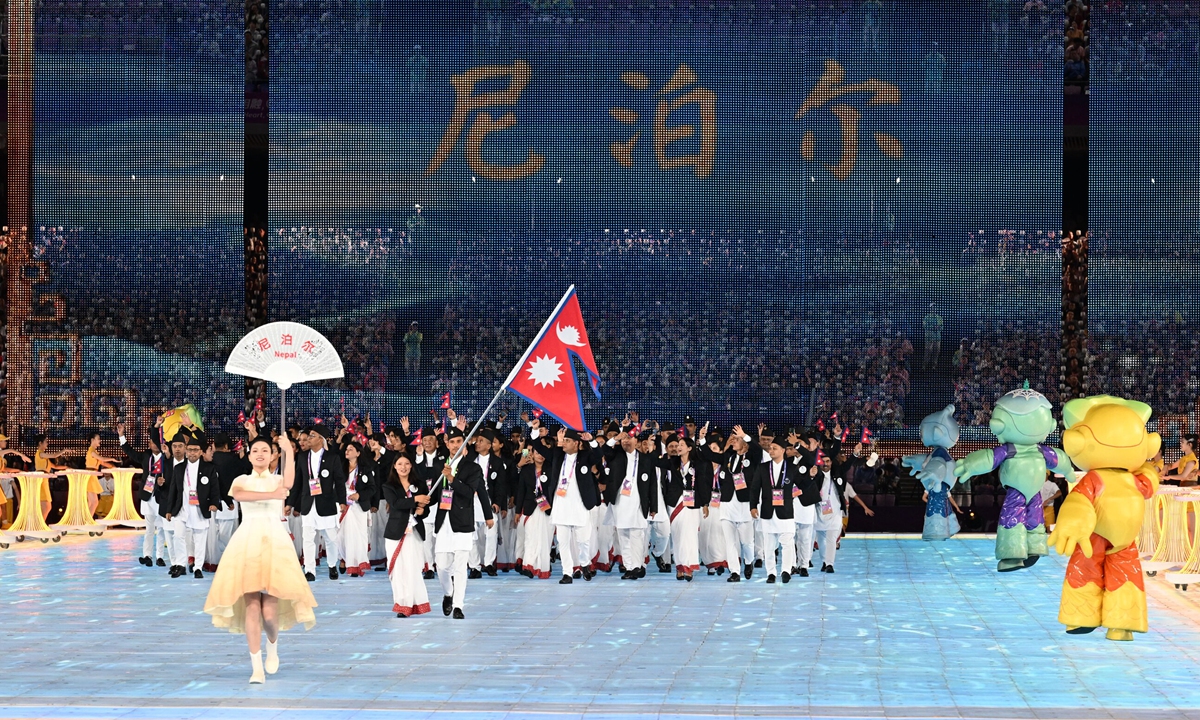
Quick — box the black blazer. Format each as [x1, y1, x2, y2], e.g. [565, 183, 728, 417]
[601, 444, 658, 517]
[382, 475, 429, 541]
[413, 448, 450, 489]
[697, 446, 765, 503]
[464, 450, 509, 512]
[346, 463, 376, 512]
[754, 458, 820, 520]
[161, 460, 221, 519]
[288, 448, 348, 516]
[542, 444, 600, 511]
[121, 440, 170, 504]
[513, 464, 554, 516]
[211, 450, 251, 510]
[434, 460, 493, 533]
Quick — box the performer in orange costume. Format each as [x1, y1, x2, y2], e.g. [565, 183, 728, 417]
[1049, 395, 1160, 641]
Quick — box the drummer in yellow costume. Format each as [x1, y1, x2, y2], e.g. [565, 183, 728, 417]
[204, 433, 315, 684]
[84, 431, 119, 517]
[1050, 395, 1161, 641]
[0, 432, 32, 527]
[1161, 435, 1197, 486]
[33, 434, 65, 520]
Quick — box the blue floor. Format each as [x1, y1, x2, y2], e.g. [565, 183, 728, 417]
[2, 532, 1199, 719]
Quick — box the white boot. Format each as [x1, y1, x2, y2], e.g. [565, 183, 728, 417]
[265, 638, 279, 675]
[249, 651, 265, 684]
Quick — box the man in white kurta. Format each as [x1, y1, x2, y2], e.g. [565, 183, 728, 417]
[550, 438, 591, 584]
[759, 441, 796, 582]
[612, 447, 650, 578]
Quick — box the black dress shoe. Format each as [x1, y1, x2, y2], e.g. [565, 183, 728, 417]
[825, 566, 835, 574]
[821, 563, 828, 572]
[443, 595, 453, 616]
[573, 569, 583, 579]
[685, 574, 693, 582]
[485, 565, 497, 576]
[717, 566, 725, 576]
[636, 566, 646, 579]
[156, 558, 166, 567]
[583, 568, 595, 581]
[559, 575, 573, 584]
[139, 556, 151, 566]
[621, 571, 634, 580]
[766, 574, 777, 584]
[754, 559, 763, 568]
[707, 567, 716, 576]
[808, 560, 814, 568]
[374, 565, 387, 572]
[744, 564, 753, 579]
[305, 572, 316, 582]
[452, 608, 465, 619]
[194, 569, 204, 579]
[396, 612, 407, 618]
[798, 568, 809, 577]
[727, 573, 741, 582]
[782, 572, 791, 584]
[329, 567, 339, 580]
[468, 568, 482, 579]
[423, 570, 436, 580]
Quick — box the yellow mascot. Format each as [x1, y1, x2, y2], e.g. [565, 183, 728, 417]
[1049, 395, 1161, 641]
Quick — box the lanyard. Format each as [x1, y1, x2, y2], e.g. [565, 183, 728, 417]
[559, 456, 576, 489]
[774, 462, 785, 489]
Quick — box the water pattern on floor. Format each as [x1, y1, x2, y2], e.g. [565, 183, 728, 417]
[2, 532, 1198, 719]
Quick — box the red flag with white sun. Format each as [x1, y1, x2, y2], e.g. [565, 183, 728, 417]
[504, 286, 601, 431]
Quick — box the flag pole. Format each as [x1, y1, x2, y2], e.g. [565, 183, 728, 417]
[436, 285, 577, 486]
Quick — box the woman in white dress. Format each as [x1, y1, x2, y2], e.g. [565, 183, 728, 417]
[666, 437, 702, 581]
[514, 443, 554, 579]
[382, 454, 432, 617]
[204, 435, 317, 684]
[338, 441, 373, 576]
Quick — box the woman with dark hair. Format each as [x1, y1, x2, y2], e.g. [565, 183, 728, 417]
[513, 442, 554, 579]
[338, 441, 374, 576]
[1163, 435, 1198, 487]
[382, 454, 431, 617]
[204, 435, 316, 684]
[33, 434, 65, 520]
[665, 436, 702, 582]
[85, 431, 118, 516]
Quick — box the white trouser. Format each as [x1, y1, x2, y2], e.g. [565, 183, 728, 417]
[470, 520, 498, 568]
[649, 520, 671, 562]
[170, 521, 207, 569]
[818, 525, 841, 567]
[762, 531, 796, 578]
[722, 519, 755, 573]
[754, 525, 765, 562]
[497, 511, 516, 568]
[303, 521, 340, 573]
[288, 513, 304, 557]
[436, 546, 470, 609]
[555, 524, 589, 576]
[207, 516, 238, 566]
[617, 527, 648, 570]
[141, 500, 169, 560]
[795, 523, 815, 570]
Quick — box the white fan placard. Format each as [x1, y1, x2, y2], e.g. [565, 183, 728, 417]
[226, 322, 344, 390]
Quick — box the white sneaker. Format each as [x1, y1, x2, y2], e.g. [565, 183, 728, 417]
[265, 638, 279, 675]
[249, 651, 265, 684]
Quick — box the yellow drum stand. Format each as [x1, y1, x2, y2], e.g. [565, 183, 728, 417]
[1165, 493, 1200, 591]
[0, 472, 65, 547]
[53, 470, 105, 536]
[98, 467, 145, 529]
[1136, 486, 1166, 558]
[1145, 486, 1192, 576]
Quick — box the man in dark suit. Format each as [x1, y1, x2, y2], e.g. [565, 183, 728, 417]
[434, 425, 493, 618]
[753, 434, 820, 584]
[413, 425, 448, 578]
[696, 424, 766, 582]
[288, 424, 347, 581]
[162, 435, 221, 578]
[540, 427, 601, 584]
[117, 420, 169, 568]
[463, 427, 509, 577]
[207, 432, 251, 570]
[602, 428, 659, 579]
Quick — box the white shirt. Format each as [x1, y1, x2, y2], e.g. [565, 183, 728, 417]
[309, 447, 325, 481]
[721, 452, 753, 523]
[613, 451, 647, 529]
[550, 453, 589, 527]
[474, 453, 491, 522]
[760, 460, 794, 533]
[182, 460, 207, 529]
